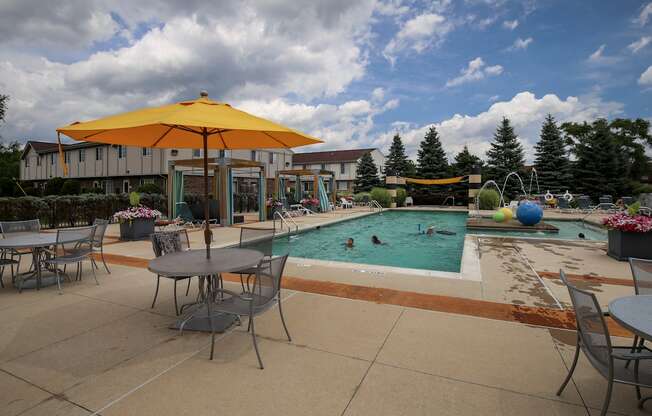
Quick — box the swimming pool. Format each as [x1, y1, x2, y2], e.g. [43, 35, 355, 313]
[270, 211, 607, 273]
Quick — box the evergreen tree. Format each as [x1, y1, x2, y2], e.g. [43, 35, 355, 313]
[485, 117, 525, 198]
[384, 134, 410, 177]
[353, 152, 380, 192]
[416, 126, 449, 178]
[533, 115, 571, 194]
[453, 145, 482, 176]
[564, 119, 626, 200]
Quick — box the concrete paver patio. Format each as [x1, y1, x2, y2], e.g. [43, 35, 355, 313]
[0, 207, 647, 415]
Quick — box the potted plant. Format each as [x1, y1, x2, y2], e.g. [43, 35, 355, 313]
[300, 197, 320, 212]
[113, 192, 162, 240]
[603, 203, 652, 260]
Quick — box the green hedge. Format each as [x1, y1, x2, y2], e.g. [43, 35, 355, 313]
[0, 193, 167, 229]
[370, 187, 392, 208]
[353, 192, 371, 204]
[395, 188, 407, 207]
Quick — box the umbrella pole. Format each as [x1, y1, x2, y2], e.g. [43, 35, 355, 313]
[203, 128, 211, 259]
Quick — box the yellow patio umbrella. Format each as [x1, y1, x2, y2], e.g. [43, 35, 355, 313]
[57, 91, 322, 258]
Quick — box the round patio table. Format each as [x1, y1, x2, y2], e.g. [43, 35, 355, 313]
[148, 248, 263, 333]
[0, 233, 82, 290]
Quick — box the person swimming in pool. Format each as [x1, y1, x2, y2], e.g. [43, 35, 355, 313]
[578, 232, 586, 239]
[425, 226, 435, 236]
[345, 237, 354, 248]
[371, 235, 383, 245]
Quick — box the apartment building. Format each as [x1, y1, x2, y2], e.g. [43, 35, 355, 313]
[20, 140, 293, 195]
[292, 148, 385, 193]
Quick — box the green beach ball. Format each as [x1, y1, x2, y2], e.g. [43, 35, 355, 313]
[493, 211, 505, 222]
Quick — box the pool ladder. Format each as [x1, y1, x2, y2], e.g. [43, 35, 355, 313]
[369, 200, 383, 212]
[273, 210, 299, 237]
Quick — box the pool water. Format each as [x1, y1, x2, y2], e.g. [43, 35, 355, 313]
[467, 220, 607, 241]
[272, 211, 467, 272]
[270, 211, 607, 273]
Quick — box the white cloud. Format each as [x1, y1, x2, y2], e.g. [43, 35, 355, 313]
[502, 19, 519, 30]
[589, 44, 606, 61]
[0, 0, 379, 141]
[507, 37, 533, 51]
[634, 2, 652, 26]
[383, 12, 453, 65]
[628, 36, 652, 53]
[639, 66, 652, 86]
[445, 57, 503, 87]
[371, 87, 385, 102]
[489, 95, 500, 102]
[374, 92, 623, 162]
[587, 44, 620, 66]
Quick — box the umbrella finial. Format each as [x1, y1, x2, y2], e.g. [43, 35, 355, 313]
[200, 90, 208, 98]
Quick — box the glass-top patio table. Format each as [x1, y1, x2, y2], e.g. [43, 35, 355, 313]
[148, 247, 263, 333]
[0, 232, 84, 290]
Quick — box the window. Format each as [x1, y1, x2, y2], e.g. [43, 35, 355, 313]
[64, 152, 70, 164]
[302, 164, 307, 170]
[192, 149, 200, 157]
[50, 154, 55, 165]
[37, 156, 41, 166]
[268, 152, 274, 163]
[25, 157, 29, 167]
[337, 181, 349, 191]
[93, 181, 100, 189]
[320, 163, 325, 170]
[340, 163, 345, 174]
[303, 182, 314, 192]
[96, 147, 103, 161]
[219, 149, 225, 158]
[250, 150, 256, 161]
[142, 147, 152, 157]
[117, 145, 125, 159]
[79, 149, 85, 162]
[122, 180, 130, 193]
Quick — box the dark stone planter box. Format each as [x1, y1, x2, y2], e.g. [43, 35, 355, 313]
[607, 229, 652, 261]
[119, 218, 155, 241]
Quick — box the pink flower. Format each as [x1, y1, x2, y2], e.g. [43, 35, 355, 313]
[603, 213, 652, 233]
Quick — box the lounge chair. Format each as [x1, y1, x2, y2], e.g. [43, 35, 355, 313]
[176, 201, 218, 228]
[339, 198, 353, 209]
[557, 269, 652, 415]
[622, 196, 635, 206]
[577, 196, 591, 212]
[557, 198, 570, 211]
[599, 195, 613, 205]
[405, 196, 414, 207]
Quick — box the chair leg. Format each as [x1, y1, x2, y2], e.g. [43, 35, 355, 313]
[250, 314, 264, 369]
[185, 277, 191, 296]
[174, 280, 179, 316]
[207, 282, 215, 360]
[90, 258, 99, 285]
[278, 294, 292, 342]
[100, 247, 110, 274]
[55, 268, 62, 295]
[151, 275, 160, 309]
[626, 335, 640, 369]
[600, 379, 613, 416]
[557, 336, 580, 396]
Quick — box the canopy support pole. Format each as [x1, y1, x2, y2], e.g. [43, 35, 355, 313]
[202, 128, 211, 259]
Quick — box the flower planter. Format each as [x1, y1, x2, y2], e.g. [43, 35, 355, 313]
[119, 218, 155, 241]
[607, 229, 652, 261]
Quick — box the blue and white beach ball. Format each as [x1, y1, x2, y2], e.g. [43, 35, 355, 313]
[516, 201, 543, 226]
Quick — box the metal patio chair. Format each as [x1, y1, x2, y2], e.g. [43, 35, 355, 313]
[557, 269, 652, 415]
[624, 258, 652, 368]
[0, 219, 41, 280]
[90, 219, 111, 274]
[206, 254, 291, 369]
[577, 196, 591, 212]
[233, 227, 276, 292]
[557, 197, 570, 211]
[150, 229, 193, 315]
[43, 225, 98, 294]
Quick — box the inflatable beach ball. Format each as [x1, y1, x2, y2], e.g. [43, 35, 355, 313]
[499, 207, 513, 221]
[516, 201, 543, 226]
[492, 211, 505, 222]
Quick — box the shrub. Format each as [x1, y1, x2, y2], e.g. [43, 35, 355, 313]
[631, 181, 652, 196]
[395, 188, 407, 207]
[353, 192, 371, 204]
[478, 188, 500, 210]
[136, 182, 162, 194]
[370, 187, 391, 208]
[44, 177, 65, 195]
[60, 179, 81, 195]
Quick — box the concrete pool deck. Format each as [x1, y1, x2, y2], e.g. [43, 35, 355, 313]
[2, 206, 646, 415]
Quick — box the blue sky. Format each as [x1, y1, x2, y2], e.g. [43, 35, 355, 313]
[0, 0, 650, 161]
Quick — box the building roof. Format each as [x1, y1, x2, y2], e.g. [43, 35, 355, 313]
[21, 140, 103, 159]
[292, 148, 378, 164]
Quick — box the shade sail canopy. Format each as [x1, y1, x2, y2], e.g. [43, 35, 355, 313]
[405, 176, 466, 185]
[56, 94, 322, 149]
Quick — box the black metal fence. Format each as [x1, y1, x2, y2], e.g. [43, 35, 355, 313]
[0, 193, 167, 229]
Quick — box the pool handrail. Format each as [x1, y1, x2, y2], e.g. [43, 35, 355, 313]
[273, 210, 298, 236]
[369, 200, 383, 212]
